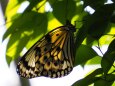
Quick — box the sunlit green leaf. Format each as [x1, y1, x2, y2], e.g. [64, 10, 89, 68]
[5, 0, 24, 20]
[86, 56, 102, 65]
[25, 0, 45, 13]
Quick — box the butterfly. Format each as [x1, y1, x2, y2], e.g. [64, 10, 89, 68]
[17, 21, 76, 78]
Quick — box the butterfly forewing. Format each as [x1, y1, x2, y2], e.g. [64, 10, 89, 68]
[17, 23, 76, 78]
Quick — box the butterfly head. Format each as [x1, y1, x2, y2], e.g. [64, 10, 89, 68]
[65, 20, 76, 32]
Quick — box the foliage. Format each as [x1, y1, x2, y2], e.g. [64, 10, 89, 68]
[3, 0, 115, 85]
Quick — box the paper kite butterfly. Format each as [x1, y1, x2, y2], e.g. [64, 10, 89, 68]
[17, 21, 76, 78]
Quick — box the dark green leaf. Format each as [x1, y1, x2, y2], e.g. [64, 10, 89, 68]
[94, 79, 114, 86]
[86, 35, 97, 46]
[106, 74, 115, 81]
[6, 56, 12, 66]
[75, 44, 98, 65]
[111, 13, 115, 23]
[101, 53, 115, 74]
[74, 22, 88, 51]
[74, 3, 115, 49]
[86, 68, 103, 78]
[72, 68, 103, 86]
[107, 39, 115, 53]
[84, 4, 115, 39]
[101, 39, 115, 74]
[83, 0, 107, 9]
[51, 0, 78, 24]
[73, 77, 100, 86]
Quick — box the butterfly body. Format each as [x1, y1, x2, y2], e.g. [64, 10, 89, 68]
[17, 22, 76, 78]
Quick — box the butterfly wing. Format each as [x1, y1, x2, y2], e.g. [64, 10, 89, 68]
[17, 25, 75, 78]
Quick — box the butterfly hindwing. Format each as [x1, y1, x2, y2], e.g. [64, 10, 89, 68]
[17, 23, 76, 78]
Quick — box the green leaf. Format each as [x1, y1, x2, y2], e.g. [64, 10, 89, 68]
[101, 39, 115, 74]
[24, 0, 44, 12]
[6, 33, 30, 65]
[73, 77, 100, 86]
[75, 44, 98, 65]
[106, 74, 115, 81]
[50, 0, 78, 24]
[87, 68, 103, 78]
[83, 0, 106, 9]
[72, 68, 103, 86]
[84, 4, 115, 39]
[93, 74, 115, 86]
[85, 35, 97, 46]
[5, 0, 24, 19]
[94, 79, 114, 86]
[6, 55, 13, 65]
[3, 12, 47, 40]
[86, 56, 102, 65]
[111, 81, 115, 86]
[99, 35, 114, 46]
[107, 39, 115, 53]
[4, 11, 48, 64]
[101, 53, 115, 74]
[74, 15, 89, 51]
